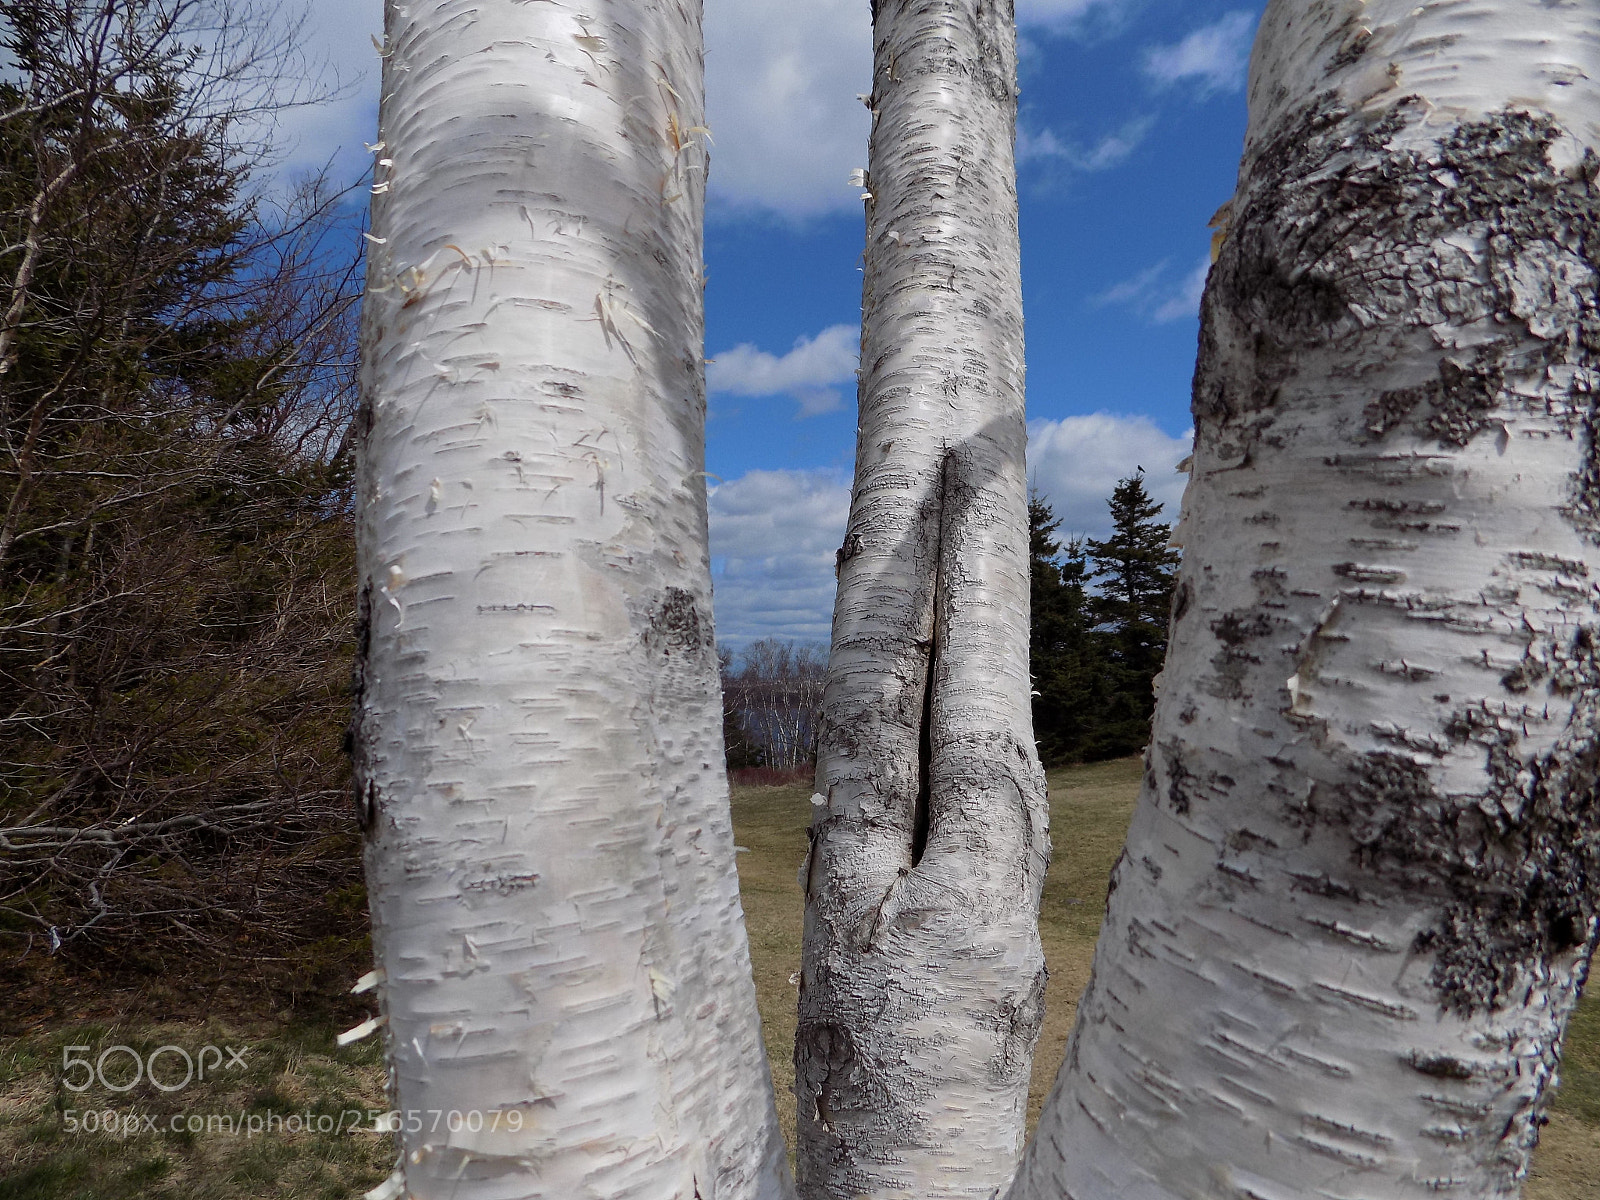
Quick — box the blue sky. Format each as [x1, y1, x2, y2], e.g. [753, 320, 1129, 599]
[281, 0, 1261, 648]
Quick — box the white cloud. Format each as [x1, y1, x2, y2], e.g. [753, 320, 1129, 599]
[1092, 260, 1168, 307]
[267, 1, 1146, 217]
[1016, 0, 1124, 32]
[1152, 257, 1212, 323]
[708, 469, 851, 648]
[1018, 115, 1153, 171]
[708, 325, 859, 418]
[704, 0, 872, 218]
[1143, 11, 1258, 95]
[239, 0, 382, 191]
[1027, 415, 1192, 538]
[1092, 254, 1211, 324]
[256, 0, 874, 218]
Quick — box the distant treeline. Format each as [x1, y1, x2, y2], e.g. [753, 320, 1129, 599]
[721, 640, 825, 780]
[719, 472, 1181, 774]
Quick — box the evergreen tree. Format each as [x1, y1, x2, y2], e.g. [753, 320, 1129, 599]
[1084, 470, 1180, 758]
[1028, 491, 1097, 765]
[1028, 477, 1180, 764]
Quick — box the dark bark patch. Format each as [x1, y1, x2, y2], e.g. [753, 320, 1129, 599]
[1206, 610, 1278, 700]
[1549, 910, 1588, 951]
[1502, 625, 1596, 696]
[1105, 846, 1128, 903]
[642, 586, 712, 658]
[1161, 743, 1237, 814]
[988, 965, 1047, 1084]
[1288, 869, 1365, 904]
[1212, 611, 1276, 645]
[1204, 101, 1600, 478]
[1251, 567, 1288, 601]
[1426, 350, 1507, 447]
[1331, 700, 1600, 1016]
[1363, 382, 1432, 438]
[795, 1019, 861, 1129]
[356, 780, 379, 837]
[1332, 562, 1405, 584]
[1165, 751, 1194, 815]
[460, 871, 540, 897]
[912, 649, 933, 868]
[1507, 552, 1589, 576]
[1330, 27, 1372, 69]
[1407, 1052, 1477, 1081]
[1229, 827, 1279, 853]
[1566, 398, 1600, 543]
[1349, 497, 1447, 516]
[835, 531, 863, 577]
[1170, 579, 1192, 625]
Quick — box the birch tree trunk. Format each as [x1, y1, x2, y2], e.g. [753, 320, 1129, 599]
[1013, 2, 1600, 1196]
[795, 3, 1048, 1197]
[351, 3, 792, 1198]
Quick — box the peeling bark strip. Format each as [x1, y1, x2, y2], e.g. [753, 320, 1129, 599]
[797, 2, 1049, 1197]
[1012, 3, 1600, 1198]
[353, 4, 791, 1198]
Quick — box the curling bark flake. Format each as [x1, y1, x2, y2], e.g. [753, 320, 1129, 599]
[1012, 2, 1600, 1197]
[351, 3, 791, 1198]
[795, 2, 1048, 1197]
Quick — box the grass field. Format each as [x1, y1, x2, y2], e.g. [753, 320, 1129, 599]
[731, 757, 1600, 1199]
[0, 758, 1594, 1197]
[0, 1026, 392, 1198]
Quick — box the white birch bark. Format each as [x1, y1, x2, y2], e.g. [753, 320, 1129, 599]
[795, 3, 1048, 1197]
[351, 4, 792, 1198]
[1012, 3, 1600, 1197]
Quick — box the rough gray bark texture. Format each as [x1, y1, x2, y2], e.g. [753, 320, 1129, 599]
[795, 2, 1049, 1198]
[1011, 3, 1600, 1197]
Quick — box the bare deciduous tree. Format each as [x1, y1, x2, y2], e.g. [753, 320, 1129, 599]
[723, 639, 827, 772]
[0, 0, 365, 971]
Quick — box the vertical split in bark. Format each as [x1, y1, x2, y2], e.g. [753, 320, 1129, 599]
[911, 453, 951, 872]
[795, 3, 1048, 1198]
[1013, 3, 1600, 1198]
[353, 3, 792, 1198]
[912, 623, 935, 869]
